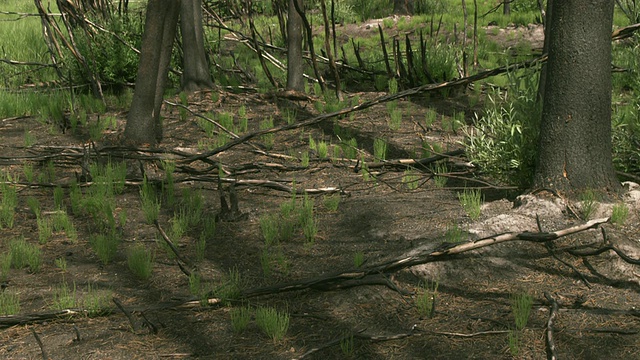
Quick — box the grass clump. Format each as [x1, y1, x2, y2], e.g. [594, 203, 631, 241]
[9, 238, 42, 273]
[402, 170, 421, 190]
[0, 291, 20, 315]
[415, 279, 439, 318]
[458, 188, 483, 220]
[509, 291, 533, 356]
[51, 281, 78, 310]
[323, 194, 341, 211]
[373, 138, 387, 161]
[256, 306, 290, 342]
[579, 190, 598, 220]
[127, 244, 154, 280]
[353, 252, 365, 268]
[611, 203, 629, 226]
[83, 283, 112, 317]
[140, 176, 160, 224]
[230, 306, 252, 333]
[0, 174, 18, 229]
[90, 233, 120, 265]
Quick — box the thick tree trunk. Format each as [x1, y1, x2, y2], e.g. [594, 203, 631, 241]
[393, 0, 414, 15]
[180, 0, 213, 92]
[533, 0, 620, 193]
[536, 0, 552, 103]
[124, 0, 180, 146]
[286, 0, 304, 91]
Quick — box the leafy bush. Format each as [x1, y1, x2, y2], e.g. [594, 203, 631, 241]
[464, 71, 540, 187]
[72, 14, 143, 92]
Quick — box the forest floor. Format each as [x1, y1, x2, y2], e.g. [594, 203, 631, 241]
[1, 19, 640, 360]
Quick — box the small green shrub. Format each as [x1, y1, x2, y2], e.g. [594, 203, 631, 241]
[611, 203, 629, 225]
[51, 281, 77, 310]
[256, 306, 290, 342]
[579, 190, 598, 221]
[353, 252, 365, 268]
[403, 170, 421, 190]
[9, 238, 41, 272]
[0, 291, 21, 315]
[127, 244, 154, 280]
[373, 138, 387, 161]
[323, 194, 341, 211]
[90, 233, 120, 265]
[416, 279, 439, 318]
[458, 189, 483, 220]
[230, 306, 252, 333]
[83, 283, 112, 317]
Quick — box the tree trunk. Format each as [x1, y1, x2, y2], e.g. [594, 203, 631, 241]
[286, 0, 304, 91]
[533, 0, 620, 193]
[124, 0, 180, 146]
[536, 0, 552, 103]
[393, 0, 414, 15]
[180, 0, 213, 92]
[503, 0, 510, 16]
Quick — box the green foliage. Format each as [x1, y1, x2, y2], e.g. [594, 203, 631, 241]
[71, 14, 143, 91]
[445, 223, 465, 243]
[433, 162, 448, 188]
[0, 173, 18, 229]
[458, 189, 483, 220]
[127, 244, 154, 280]
[373, 138, 387, 161]
[353, 251, 365, 268]
[230, 306, 252, 333]
[9, 237, 41, 273]
[611, 203, 629, 226]
[323, 194, 341, 211]
[0, 252, 11, 282]
[256, 306, 290, 342]
[90, 233, 120, 265]
[0, 291, 20, 315]
[403, 170, 421, 190]
[140, 176, 160, 224]
[83, 283, 112, 317]
[340, 332, 355, 357]
[55, 257, 67, 271]
[260, 117, 275, 150]
[579, 190, 598, 221]
[464, 71, 541, 187]
[51, 281, 77, 310]
[511, 291, 533, 331]
[415, 278, 439, 318]
[215, 267, 243, 303]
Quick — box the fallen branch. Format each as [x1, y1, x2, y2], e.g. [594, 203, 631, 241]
[184, 55, 548, 165]
[544, 292, 559, 360]
[242, 218, 608, 298]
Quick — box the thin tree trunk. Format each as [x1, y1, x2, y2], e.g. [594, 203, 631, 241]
[286, 0, 304, 91]
[180, 0, 214, 92]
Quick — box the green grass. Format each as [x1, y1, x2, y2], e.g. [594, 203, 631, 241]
[611, 203, 629, 226]
[0, 291, 20, 315]
[579, 190, 598, 221]
[353, 252, 365, 268]
[127, 244, 154, 280]
[256, 306, 290, 342]
[458, 188, 483, 220]
[373, 138, 387, 161]
[415, 278, 439, 318]
[51, 281, 78, 310]
[0, 176, 18, 229]
[402, 170, 421, 190]
[83, 283, 112, 317]
[323, 194, 341, 211]
[8, 237, 41, 272]
[140, 176, 160, 224]
[230, 306, 252, 333]
[90, 233, 120, 265]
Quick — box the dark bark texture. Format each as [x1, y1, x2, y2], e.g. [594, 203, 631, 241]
[286, 0, 304, 91]
[180, 0, 213, 92]
[393, 0, 414, 15]
[124, 0, 180, 145]
[533, 0, 620, 193]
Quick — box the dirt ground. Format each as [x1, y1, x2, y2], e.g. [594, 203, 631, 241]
[1, 21, 640, 360]
[0, 85, 639, 360]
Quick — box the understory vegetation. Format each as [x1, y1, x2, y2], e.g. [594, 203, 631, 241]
[1, 0, 639, 358]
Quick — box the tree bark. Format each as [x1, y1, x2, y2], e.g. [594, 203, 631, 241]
[536, 0, 552, 103]
[393, 0, 414, 15]
[286, 0, 304, 91]
[124, 0, 180, 146]
[180, 0, 214, 92]
[533, 0, 620, 193]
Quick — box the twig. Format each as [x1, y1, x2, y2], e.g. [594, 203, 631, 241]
[154, 221, 192, 277]
[544, 292, 559, 360]
[112, 297, 138, 332]
[428, 329, 509, 337]
[72, 325, 81, 342]
[30, 327, 48, 360]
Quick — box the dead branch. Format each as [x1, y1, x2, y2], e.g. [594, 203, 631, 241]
[185, 55, 548, 165]
[241, 218, 608, 298]
[30, 327, 48, 360]
[0, 309, 83, 327]
[612, 22, 640, 40]
[544, 292, 559, 360]
[112, 297, 138, 332]
[154, 220, 192, 277]
[0, 59, 56, 67]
